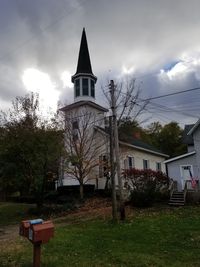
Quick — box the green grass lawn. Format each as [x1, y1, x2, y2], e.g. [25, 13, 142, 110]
[0, 202, 35, 226]
[1, 203, 200, 266]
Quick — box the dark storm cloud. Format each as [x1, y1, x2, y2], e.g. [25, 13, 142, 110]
[0, 64, 26, 101]
[1, 0, 200, 124]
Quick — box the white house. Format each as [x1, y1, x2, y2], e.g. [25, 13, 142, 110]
[164, 121, 200, 191]
[59, 28, 168, 190]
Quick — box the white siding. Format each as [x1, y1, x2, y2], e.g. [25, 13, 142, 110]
[120, 145, 166, 173]
[193, 128, 200, 178]
[166, 154, 197, 191]
[61, 102, 167, 189]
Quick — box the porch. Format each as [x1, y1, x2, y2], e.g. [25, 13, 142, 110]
[169, 179, 200, 206]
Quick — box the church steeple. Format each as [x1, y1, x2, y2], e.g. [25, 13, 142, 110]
[72, 28, 97, 102]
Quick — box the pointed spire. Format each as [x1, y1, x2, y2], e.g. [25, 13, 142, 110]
[72, 28, 97, 82]
[76, 28, 93, 74]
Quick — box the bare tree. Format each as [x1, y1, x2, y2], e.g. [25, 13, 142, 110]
[102, 77, 148, 124]
[63, 107, 108, 199]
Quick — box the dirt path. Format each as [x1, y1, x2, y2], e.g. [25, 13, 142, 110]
[0, 224, 19, 241]
[0, 197, 114, 242]
[0, 225, 20, 254]
[0, 197, 134, 244]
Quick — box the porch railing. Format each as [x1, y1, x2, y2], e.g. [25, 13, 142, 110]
[183, 181, 187, 201]
[169, 179, 175, 197]
[184, 179, 199, 191]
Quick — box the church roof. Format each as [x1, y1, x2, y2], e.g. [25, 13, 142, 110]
[118, 135, 168, 157]
[96, 126, 168, 158]
[59, 100, 108, 112]
[72, 28, 96, 82]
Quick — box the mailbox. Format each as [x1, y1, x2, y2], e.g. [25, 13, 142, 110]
[19, 219, 44, 239]
[19, 219, 54, 267]
[29, 220, 54, 244]
[19, 220, 30, 238]
[19, 219, 54, 244]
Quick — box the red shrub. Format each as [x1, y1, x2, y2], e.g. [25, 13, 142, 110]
[123, 168, 169, 207]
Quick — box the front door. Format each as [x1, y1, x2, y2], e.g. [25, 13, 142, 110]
[181, 165, 193, 190]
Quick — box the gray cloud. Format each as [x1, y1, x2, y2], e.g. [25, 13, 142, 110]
[1, 0, 200, 125]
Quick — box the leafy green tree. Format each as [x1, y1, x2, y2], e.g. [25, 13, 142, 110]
[144, 121, 163, 147]
[118, 119, 186, 158]
[118, 117, 148, 141]
[0, 93, 64, 209]
[118, 117, 139, 139]
[157, 121, 187, 157]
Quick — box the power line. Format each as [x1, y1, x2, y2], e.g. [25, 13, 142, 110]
[115, 85, 200, 102]
[114, 84, 200, 118]
[140, 86, 200, 102]
[147, 101, 199, 119]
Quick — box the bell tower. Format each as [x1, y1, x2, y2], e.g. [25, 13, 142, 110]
[71, 28, 97, 102]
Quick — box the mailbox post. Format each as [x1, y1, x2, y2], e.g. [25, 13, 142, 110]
[33, 243, 41, 267]
[19, 219, 54, 267]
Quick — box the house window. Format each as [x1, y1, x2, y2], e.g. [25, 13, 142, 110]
[143, 159, 149, 170]
[124, 156, 134, 169]
[128, 156, 134, 169]
[183, 166, 190, 170]
[91, 80, 95, 97]
[156, 162, 161, 172]
[75, 79, 80, 97]
[82, 78, 89, 96]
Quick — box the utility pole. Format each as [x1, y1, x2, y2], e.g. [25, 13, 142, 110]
[110, 80, 125, 220]
[109, 115, 117, 222]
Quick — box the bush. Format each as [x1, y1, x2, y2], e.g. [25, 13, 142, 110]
[124, 168, 169, 207]
[57, 185, 95, 196]
[131, 191, 154, 207]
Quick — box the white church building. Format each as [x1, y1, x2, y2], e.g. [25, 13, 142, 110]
[59, 28, 168, 190]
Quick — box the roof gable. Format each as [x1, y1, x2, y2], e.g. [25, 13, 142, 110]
[59, 100, 108, 113]
[182, 124, 194, 145]
[187, 119, 200, 135]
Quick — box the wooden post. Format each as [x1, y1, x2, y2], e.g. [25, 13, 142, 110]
[109, 115, 118, 221]
[33, 243, 41, 267]
[110, 80, 125, 220]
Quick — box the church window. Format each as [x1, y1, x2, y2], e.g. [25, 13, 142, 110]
[91, 80, 95, 97]
[82, 78, 89, 96]
[72, 120, 78, 130]
[75, 79, 80, 97]
[99, 155, 109, 178]
[72, 120, 79, 141]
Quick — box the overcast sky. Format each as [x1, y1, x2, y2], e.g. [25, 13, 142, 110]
[1, 0, 200, 127]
